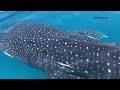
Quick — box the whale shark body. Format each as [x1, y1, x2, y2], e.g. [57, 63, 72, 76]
[0, 22, 120, 79]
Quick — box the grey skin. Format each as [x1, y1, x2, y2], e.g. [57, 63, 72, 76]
[0, 22, 120, 79]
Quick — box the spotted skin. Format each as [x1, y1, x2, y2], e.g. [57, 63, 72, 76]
[0, 22, 120, 79]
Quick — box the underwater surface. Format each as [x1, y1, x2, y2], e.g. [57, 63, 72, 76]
[0, 11, 120, 79]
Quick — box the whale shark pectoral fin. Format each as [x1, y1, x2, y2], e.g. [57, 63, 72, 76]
[45, 67, 82, 79]
[56, 62, 88, 79]
[45, 70, 69, 79]
[36, 59, 81, 79]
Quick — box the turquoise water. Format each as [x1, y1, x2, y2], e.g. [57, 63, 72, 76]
[0, 11, 120, 79]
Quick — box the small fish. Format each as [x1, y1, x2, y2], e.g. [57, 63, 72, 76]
[0, 22, 120, 79]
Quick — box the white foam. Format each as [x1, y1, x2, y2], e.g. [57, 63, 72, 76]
[87, 36, 99, 40]
[57, 62, 73, 68]
[87, 36, 96, 39]
[4, 52, 13, 58]
[102, 35, 108, 38]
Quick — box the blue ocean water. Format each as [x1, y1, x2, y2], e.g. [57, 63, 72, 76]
[0, 11, 120, 79]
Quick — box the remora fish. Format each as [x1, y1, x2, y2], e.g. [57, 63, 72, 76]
[0, 22, 120, 79]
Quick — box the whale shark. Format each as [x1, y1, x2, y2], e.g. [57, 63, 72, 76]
[0, 22, 120, 79]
